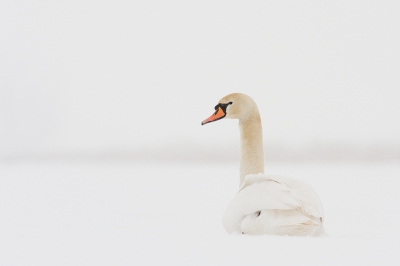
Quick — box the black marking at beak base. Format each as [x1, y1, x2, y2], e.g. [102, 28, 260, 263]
[214, 102, 232, 113]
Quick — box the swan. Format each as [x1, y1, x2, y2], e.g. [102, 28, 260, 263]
[202, 93, 324, 236]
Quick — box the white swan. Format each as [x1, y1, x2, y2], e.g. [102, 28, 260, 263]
[202, 93, 324, 236]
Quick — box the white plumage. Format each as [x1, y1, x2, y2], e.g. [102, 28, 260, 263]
[223, 173, 324, 235]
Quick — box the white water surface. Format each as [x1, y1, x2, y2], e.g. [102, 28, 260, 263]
[1, 161, 399, 265]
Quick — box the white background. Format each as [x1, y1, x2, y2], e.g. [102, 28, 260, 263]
[1, 1, 399, 159]
[1, 1, 400, 265]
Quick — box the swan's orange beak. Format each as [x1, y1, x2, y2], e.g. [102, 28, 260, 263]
[201, 107, 226, 125]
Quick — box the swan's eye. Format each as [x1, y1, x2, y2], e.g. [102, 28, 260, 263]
[229, 101, 233, 105]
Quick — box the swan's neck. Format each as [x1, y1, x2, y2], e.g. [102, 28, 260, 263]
[239, 112, 264, 187]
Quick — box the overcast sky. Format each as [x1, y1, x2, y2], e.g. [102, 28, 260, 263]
[1, 1, 399, 157]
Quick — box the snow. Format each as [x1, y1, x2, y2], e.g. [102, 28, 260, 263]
[1, 160, 400, 265]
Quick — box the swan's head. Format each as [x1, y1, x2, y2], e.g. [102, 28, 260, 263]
[201, 93, 258, 125]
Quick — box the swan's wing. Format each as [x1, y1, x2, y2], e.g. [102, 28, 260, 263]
[223, 178, 300, 233]
[223, 174, 323, 234]
[263, 174, 324, 220]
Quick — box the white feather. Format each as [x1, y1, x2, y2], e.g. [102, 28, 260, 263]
[223, 173, 324, 235]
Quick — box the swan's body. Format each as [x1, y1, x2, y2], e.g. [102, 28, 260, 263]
[202, 93, 324, 236]
[223, 173, 323, 236]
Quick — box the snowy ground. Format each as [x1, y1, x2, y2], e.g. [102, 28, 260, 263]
[1, 160, 400, 265]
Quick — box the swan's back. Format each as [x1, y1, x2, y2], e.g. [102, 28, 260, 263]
[222, 173, 324, 236]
